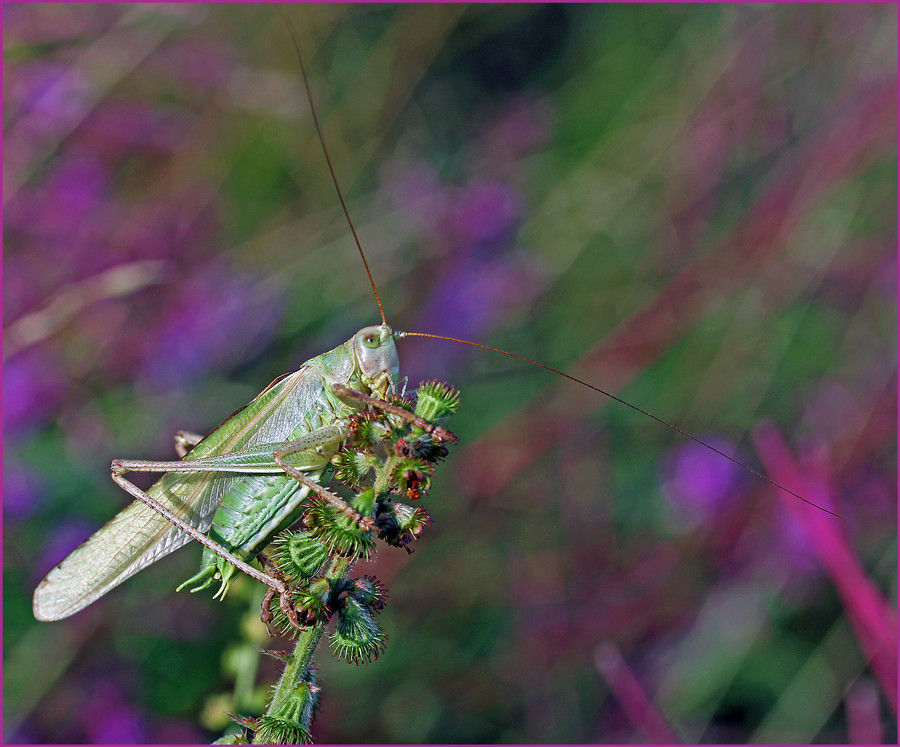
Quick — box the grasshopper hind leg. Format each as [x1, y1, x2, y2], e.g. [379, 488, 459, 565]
[110, 471, 288, 597]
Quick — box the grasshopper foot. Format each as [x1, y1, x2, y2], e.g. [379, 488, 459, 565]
[260, 583, 331, 637]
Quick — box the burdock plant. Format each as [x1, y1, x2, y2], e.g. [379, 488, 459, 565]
[217, 381, 460, 745]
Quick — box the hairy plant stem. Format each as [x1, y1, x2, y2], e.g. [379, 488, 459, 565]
[251, 453, 401, 743]
[254, 555, 351, 744]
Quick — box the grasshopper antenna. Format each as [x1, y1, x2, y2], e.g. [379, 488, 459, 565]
[396, 331, 843, 519]
[279, 9, 387, 326]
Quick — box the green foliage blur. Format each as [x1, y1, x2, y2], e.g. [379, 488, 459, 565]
[4, 4, 896, 744]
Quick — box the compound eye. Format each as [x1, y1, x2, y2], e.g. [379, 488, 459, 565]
[363, 332, 379, 349]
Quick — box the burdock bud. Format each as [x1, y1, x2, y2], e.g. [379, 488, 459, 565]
[250, 716, 312, 745]
[350, 575, 388, 610]
[391, 457, 434, 500]
[414, 380, 461, 425]
[268, 530, 330, 584]
[329, 597, 386, 665]
[303, 499, 376, 560]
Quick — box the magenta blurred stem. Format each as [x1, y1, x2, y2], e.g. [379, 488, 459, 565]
[752, 424, 898, 716]
[594, 642, 680, 743]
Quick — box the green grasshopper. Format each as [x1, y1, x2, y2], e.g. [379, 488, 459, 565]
[32, 324, 409, 623]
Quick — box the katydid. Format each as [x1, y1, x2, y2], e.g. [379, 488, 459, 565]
[33, 319, 457, 625]
[33, 325, 401, 621]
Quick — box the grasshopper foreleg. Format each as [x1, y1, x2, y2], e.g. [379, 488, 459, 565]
[332, 383, 458, 443]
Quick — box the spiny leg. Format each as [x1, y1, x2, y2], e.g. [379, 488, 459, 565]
[260, 585, 278, 636]
[273, 442, 376, 532]
[259, 586, 304, 636]
[258, 551, 278, 634]
[112, 425, 345, 475]
[111, 424, 360, 630]
[332, 382, 458, 443]
[109, 470, 287, 597]
[257, 549, 278, 575]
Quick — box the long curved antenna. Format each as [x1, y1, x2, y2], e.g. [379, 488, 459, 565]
[397, 331, 842, 519]
[279, 9, 387, 325]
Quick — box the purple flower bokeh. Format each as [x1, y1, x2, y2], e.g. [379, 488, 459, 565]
[84, 683, 147, 744]
[451, 178, 523, 246]
[138, 264, 285, 388]
[3, 349, 68, 438]
[2, 462, 46, 521]
[8, 60, 90, 140]
[78, 103, 188, 158]
[35, 155, 110, 236]
[661, 436, 742, 523]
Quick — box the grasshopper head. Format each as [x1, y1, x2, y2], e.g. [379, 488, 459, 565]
[354, 324, 399, 397]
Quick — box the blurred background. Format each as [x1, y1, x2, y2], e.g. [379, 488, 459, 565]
[3, 3, 896, 744]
